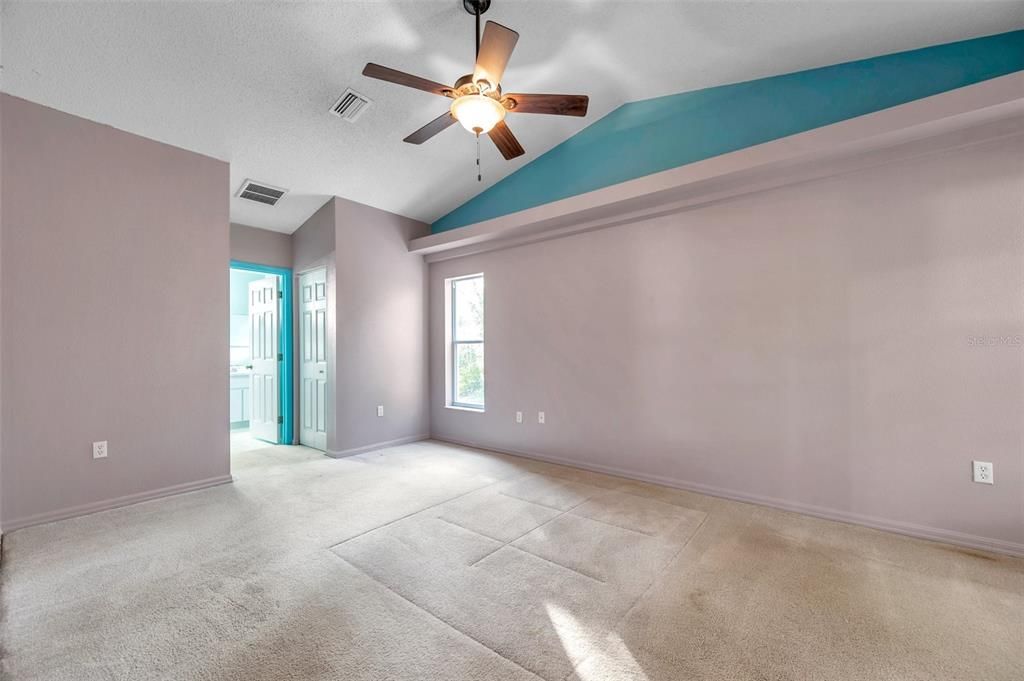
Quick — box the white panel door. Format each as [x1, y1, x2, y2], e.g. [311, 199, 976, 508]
[299, 268, 328, 451]
[249, 277, 280, 444]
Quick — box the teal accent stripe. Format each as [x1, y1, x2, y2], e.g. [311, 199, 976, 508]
[432, 30, 1024, 233]
[230, 260, 294, 445]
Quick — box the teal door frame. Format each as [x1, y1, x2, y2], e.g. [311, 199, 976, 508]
[231, 260, 294, 445]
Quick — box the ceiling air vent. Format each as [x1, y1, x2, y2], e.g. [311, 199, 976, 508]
[330, 88, 372, 122]
[236, 180, 287, 207]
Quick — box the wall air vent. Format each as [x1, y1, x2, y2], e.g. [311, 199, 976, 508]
[236, 180, 287, 206]
[330, 88, 372, 122]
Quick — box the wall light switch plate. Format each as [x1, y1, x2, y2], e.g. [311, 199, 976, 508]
[515, 411, 523, 424]
[972, 461, 993, 484]
[376, 405, 384, 417]
[93, 441, 108, 459]
[538, 411, 545, 424]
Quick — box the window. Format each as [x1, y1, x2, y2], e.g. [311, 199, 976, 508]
[448, 274, 484, 410]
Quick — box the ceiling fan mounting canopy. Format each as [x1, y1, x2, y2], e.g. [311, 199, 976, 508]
[361, 0, 589, 160]
[463, 0, 492, 16]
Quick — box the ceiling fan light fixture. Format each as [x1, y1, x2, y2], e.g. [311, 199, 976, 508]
[362, 4, 585, 161]
[450, 94, 505, 134]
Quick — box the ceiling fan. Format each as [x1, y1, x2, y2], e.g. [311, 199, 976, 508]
[362, 0, 589, 163]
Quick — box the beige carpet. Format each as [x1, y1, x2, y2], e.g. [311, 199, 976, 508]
[1, 440, 1021, 680]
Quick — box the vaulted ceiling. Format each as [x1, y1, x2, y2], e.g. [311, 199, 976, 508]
[3, 1, 1021, 233]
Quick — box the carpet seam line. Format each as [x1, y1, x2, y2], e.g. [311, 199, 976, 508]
[557, 511, 712, 681]
[496, 490, 573, 512]
[326, 551, 551, 681]
[433, 516, 508, 545]
[503, 544, 607, 584]
[468, 490, 602, 568]
[326, 478, 505, 549]
[617, 511, 711, 623]
[497, 491, 574, 512]
[566, 511, 661, 538]
[613, 486, 706, 511]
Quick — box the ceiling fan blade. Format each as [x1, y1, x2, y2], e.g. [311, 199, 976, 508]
[473, 22, 519, 90]
[488, 120, 525, 160]
[362, 63, 452, 97]
[503, 93, 589, 117]
[403, 112, 458, 145]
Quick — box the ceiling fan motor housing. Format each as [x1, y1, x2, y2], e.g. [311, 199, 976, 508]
[453, 74, 502, 99]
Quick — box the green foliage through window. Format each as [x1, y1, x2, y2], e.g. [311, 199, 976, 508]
[451, 275, 484, 408]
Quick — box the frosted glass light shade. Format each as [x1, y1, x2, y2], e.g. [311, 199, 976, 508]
[450, 94, 506, 134]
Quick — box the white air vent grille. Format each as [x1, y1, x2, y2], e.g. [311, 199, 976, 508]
[236, 180, 287, 206]
[330, 88, 372, 121]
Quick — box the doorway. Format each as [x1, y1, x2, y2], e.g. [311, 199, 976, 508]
[229, 261, 294, 446]
[298, 267, 328, 451]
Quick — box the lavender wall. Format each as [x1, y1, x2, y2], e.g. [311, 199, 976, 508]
[292, 200, 337, 449]
[331, 197, 429, 455]
[0, 95, 4, 534]
[290, 197, 429, 456]
[230, 222, 292, 269]
[1, 95, 231, 529]
[292, 200, 336, 272]
[430, 136, 1024, 552]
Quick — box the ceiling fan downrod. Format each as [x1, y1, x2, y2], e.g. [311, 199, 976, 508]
[464, 0, 491, 59]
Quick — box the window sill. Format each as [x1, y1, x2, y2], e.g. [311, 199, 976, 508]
[445, 405, 485, 413]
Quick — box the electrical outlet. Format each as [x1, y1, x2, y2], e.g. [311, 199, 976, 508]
[376, 405, 384, 417]
[515, 411, 523, 424]
[538, 411, 545, 424]
[972, 461, 993, 484]
[92, 441, 108, 459]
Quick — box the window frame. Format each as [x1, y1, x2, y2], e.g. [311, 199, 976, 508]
[447, 273, 485, 411]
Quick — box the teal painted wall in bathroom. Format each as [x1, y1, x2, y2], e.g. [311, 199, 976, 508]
[432, 30, 1024, 233]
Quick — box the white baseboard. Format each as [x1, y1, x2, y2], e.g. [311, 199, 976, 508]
[2, 474, 234, 533]
[327, 434, 431, 459]
[432, 436, 1024, 558]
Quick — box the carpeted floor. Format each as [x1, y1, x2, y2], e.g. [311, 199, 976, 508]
[1, 439, 1021, 680]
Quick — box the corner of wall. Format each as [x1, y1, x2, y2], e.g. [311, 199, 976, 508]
[292, 198, 337, 272]
[0, 92, 5, 536]
[330, 196, 430, 453]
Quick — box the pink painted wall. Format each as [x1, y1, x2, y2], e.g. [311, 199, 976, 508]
[292, 199, 335, 272]
[430, 136, 1024, 552]
[0, 94, 5, 534]
[332, 197, 429, 455]
[230, 222, 292, 269]
[290, 197, 430, 456]
[1, 95, 231, 529]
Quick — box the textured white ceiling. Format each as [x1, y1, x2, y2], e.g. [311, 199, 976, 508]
[2, 1, 1022, 233]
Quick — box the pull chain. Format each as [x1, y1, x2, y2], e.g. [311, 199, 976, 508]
[473, 2, 482, 182]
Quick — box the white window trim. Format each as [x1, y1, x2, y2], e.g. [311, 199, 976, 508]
[445, 273, 485, 412]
